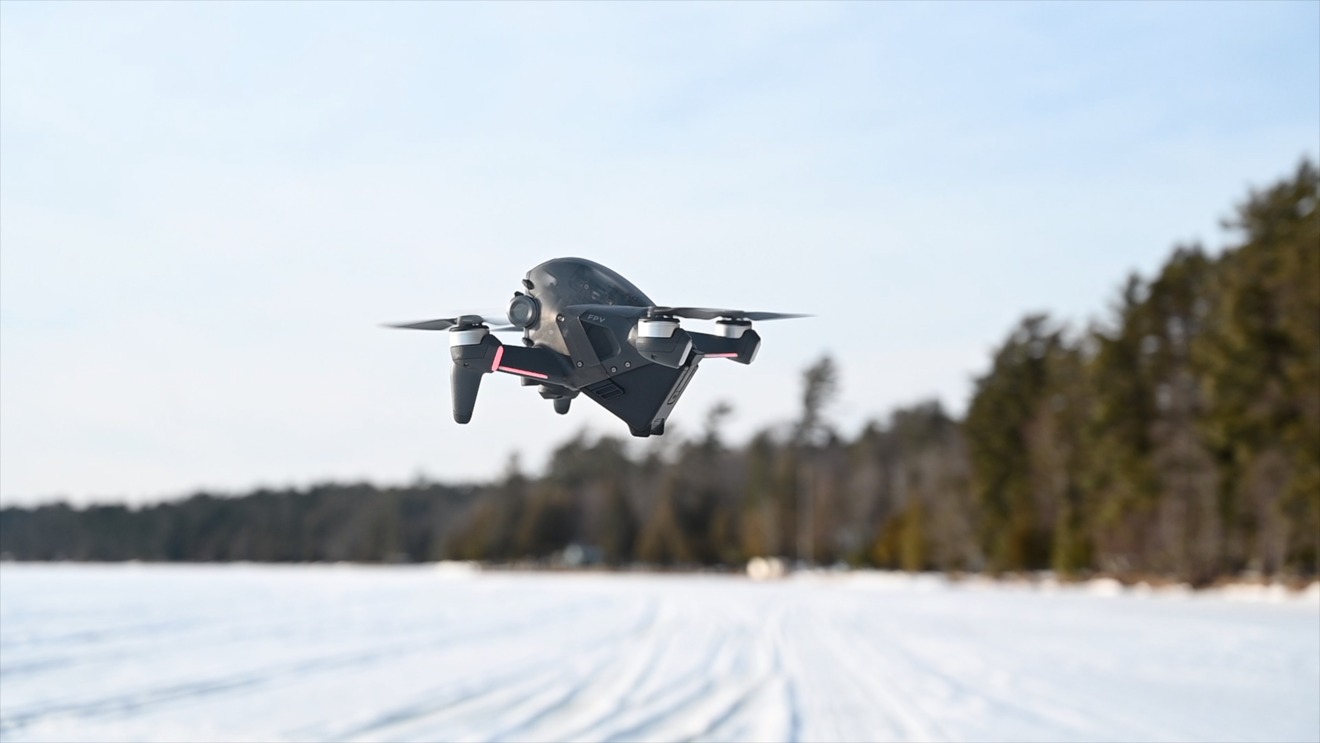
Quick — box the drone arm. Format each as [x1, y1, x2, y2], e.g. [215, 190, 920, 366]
[688, 328, 762, 365]
[449, 334, 571, 423]
[491, 345, 571, 384]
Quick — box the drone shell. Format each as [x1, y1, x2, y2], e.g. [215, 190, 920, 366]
[388, 257, 805, 437]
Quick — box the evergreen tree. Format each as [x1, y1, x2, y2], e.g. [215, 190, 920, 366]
[1198, 160, 1320, 576]
[964, 315, 1065, 571]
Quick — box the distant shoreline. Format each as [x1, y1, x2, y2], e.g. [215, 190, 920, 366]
[4, 559, 1318, 603]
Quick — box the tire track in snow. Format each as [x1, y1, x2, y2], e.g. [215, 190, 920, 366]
[492, 599, 675, 742]
[565, 595, 756, 742]
[627, 626, 774, 743]
[4, 567, 1315, 743]
[1, 589, 637, 737]
[679, 605, 792, 743]
[322, 598, 661, 742]
[819, 599, 1087, 742]
[823, 589, 1196, 742]
[424, 601, 664, 742]
[776, 599, 938, 743]
[849, 606, 1185, 741]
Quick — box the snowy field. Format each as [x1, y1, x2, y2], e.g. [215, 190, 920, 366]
[0, 565, 1316, 743]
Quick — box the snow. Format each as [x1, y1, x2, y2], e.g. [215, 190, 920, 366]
[1, 564, 1316, 743]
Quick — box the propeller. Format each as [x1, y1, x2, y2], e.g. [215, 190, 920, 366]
[568, 304, 810, 322]
[664, 307, 810, 322]
[383, 314, 519, 332]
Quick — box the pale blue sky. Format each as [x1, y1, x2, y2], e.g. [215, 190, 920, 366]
[2, 1, 1317, 505]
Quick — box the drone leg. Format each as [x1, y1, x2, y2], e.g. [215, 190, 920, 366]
[451, 366, 484, 424]
[553, 397, 571, 415]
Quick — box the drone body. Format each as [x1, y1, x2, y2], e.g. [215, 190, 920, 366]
[389, 258, 805, 437]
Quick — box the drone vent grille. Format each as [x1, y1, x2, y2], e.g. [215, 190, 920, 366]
[585, 379, 625, 400]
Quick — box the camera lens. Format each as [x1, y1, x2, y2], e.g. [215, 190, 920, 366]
[507, 295, 540, 328]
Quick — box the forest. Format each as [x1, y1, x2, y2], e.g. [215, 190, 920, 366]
[2, 161, 1317, 584]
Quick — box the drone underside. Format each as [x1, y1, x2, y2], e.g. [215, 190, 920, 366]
[388, 257, 805, 437]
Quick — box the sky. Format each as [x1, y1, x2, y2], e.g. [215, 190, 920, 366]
[2, 1, 1317, 506]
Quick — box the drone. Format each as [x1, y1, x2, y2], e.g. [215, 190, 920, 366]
[386, 257, 806, 437]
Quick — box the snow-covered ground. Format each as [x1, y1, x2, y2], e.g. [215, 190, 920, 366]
[1, 564, 1316, 743]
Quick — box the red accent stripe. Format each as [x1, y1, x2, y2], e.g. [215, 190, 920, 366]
[705, 352, 738, 358]
[498, 365, 550, 380]
[491, 346, 550, 379]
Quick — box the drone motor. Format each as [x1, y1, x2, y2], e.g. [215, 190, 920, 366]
[449, 326, 490, 347]
[716, 319, 753, 338]
[632, 317, 693, 369]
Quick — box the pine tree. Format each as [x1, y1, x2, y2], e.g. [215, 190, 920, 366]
[1198, 159, 1320, 576]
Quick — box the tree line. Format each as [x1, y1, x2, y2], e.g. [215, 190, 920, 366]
[3, 161, 1316, 583]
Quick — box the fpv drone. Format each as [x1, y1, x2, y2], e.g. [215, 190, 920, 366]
[387, 257, 806, 437]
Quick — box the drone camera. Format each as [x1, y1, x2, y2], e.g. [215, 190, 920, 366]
[507, 295, 540, 328]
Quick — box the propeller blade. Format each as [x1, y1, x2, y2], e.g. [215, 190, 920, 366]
[462, 313, 515, 327]
[384, 318, 460, 331]
[383, 316, 519, 332]
[567, 304, 810, 322]
[662, 307, 812, 322]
